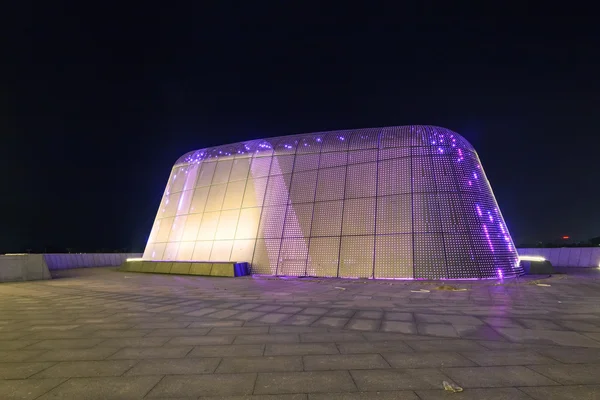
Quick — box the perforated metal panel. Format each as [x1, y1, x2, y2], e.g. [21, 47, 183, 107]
[145, 125, 520, 279]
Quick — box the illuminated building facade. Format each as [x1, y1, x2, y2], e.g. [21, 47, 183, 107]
[143, 126, 521, 279]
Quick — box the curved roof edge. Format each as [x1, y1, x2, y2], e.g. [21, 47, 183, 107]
[173, 125, 474, 167]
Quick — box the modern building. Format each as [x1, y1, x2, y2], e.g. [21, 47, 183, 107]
[143, 126, 521, 279]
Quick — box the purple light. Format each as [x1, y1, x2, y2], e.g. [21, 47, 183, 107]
[483, 225, 494, 252]
[497, 269, 504, 280]
[437, 147, 444, 154]
[476, 205, 482, 216]
[473, 172, 478, 179]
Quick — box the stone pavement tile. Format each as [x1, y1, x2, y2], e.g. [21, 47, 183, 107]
[126, 358, 220, 375]
[300, 332, 365, 343]
[209, 310, 242, 319]
[0, 332, 32, 340]
[528, 364, 600, 385]
[518, 319, 566, 331]
[384, 312, 413, 322]
[167, 336, 235, 346]
[417, 323, 459, 338]
[109, 346, 193, 359]
[354, 311, 383, 320]
[74, 323, 137, 331]
[416, 387, 533, 400]
[33, 360, 138, 378]
[337, 340, 413, 354]
[477, 341, 557, 351]
[277, 307, 304, 314]
[380, 321, 417, 334]
[441, 366, 560, 388]
[301, 308, 329, 316]
[256, 313, 291, 324]
[0, 362, 56, 379]
[189, 320, 244, 328]
[90, 329, 153, 338]
[254, 305, 282, 312]
[326, 309, 356, 318]
[265, 343, 339, 356]
[200, 396, 307, 400]
[537, 347, 600, 363]
[0, 349, 45, 362]
[0, 341, 54, 351]
[303, 354, 389, 370]
[483, 317, 524, 328]
[583, 332, 600, 341]
[285, 315, 320, 326]
[383, 352, 475, 368]
[345, 319, 380, 332]
[186, 308, 220, 317]
[20, 331, 91, 340]
[98, 336, 170, 347]
[0, 378, 65, 400]
[148, 373, 256, 397]
[415, 314, 484, 325]
[37, 376, 162, 400]
[494, 327, 600, 348]
[558, 320, 600, 332]
[216, 356, 303, 373]
[312, 317, 350, 329]
[27, 339, 104, 349]
[350, 368, 450, 391]
[233, 304, 261, 311]
[234, 334, 299, 344]
[255, 371, 356, 394]
[209, 327, 269, 335]
[520, 385, 600, 400]
[146, 328, 211, 337]
[233, 312, 267, 321]
[188, 345, 265, 357]
[133, 322, 192, 329]
[24, 324, 81, 332]
[309, 392, 418, 400]
[460, 350, 558, 366]
[453, 325, 506, 341]
[362, 332, 425, 342]
[269, 327, 329, 334]
[406, 339, 487, 352]
[36, 347, 120, 361]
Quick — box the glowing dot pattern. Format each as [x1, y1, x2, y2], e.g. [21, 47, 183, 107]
[144, 125, 522, 279]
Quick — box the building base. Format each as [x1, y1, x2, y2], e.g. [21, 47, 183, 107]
[119, 261, 250, 277]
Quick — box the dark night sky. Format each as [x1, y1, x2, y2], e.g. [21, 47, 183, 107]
[3, 3, 599, 253]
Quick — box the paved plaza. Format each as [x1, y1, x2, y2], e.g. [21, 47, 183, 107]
[1, 267, 600, 399]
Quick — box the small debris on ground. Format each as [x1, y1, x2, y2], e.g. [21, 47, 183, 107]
[334, 287, 346, 290]
[443, 381, 463, 393]
[536, 283, 551, 287]
[411, 289, 430, 293]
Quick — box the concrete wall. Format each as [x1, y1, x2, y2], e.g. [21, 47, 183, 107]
[0, 254, 52, 282]
[518, 247, 600, 268]
[43, 253, 142, 270]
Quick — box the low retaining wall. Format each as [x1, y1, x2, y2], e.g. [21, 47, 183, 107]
[0, 254, 51, 282]
[518, 247, 600, 268]
[120, 261, 250, 277]
[44, 253, 142, 270]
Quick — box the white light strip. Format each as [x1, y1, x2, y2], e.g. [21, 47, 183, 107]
[126, 258, 144, 262]
[518, 255, 546, 262]
[4, 253, 28, 256]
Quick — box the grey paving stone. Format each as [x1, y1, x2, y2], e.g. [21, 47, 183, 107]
[304, 354, 389, 370]
[380, 321, 417, 334]
[416, 387, 533, 400]
[37, 376, 162, 400]
[254, 305, 283, 312]
[148, 373, 256, 397]
[33, 360, 138, 378]
[0, 378, 65, 400]
[216, 356, 303, 373]
[483, 317, 524, 328]
[354, 311, 383, 320]
[345, 319, 380, 331]
[168, 336, 235, 346]
[558, 320, 600, 332]
[186, 308, 220, 317]
[188, 345, 265, 357]
[26, 339, 104, 349]
[520, 385, 600, 400]
[312, 317, 349, 329]
[145, 328, 211, 337]
[35, 347, 120, 361]
[384, 312, 413, 322]
[528, 364, 600, 385]
[309, 392, 418, 400]
[188, 320, 245, 328]
[199, 395, 307, 400]
[134, 322, 191, 329]
[269, 326, 329, 334]
[20, 331, 91, 340]
[300, 332, 365, 343]
[265, 343, 339, 356]
[301, 308, 329, 316]
[109, 346, 193, 359]
[232, 311, 266, 321]
[417, 323, 459, 338]
[326, 309, 356, 318]
[126, 357, 220, 375]
[441, 366, 560, 388]
[277, 307, 304, 314]
[477, 341, 557, 351]
[209, 310, 242, 319]
[209, 327, 269, 335]
[0, 362, 56, 379]
[383, 352, 475, 368]
[537, 347, 600, 363]
[0, 349, 46, 362]
[518, 319, 565, 331]
[234, 334, 299, 344]
[350, 368, 451, 391]
[254, 371, 356, 394]
[406, 339, 487, 352]
[285, 315, 320, 326]
[256, 313, 291, 324]
[460, 350, 558, 366]
[494, 327, 600, 348]
[337, 340, 413, 354]
[90, 329, 153, 338]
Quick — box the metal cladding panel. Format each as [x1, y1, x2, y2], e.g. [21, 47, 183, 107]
[145, 125, 520, 279]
